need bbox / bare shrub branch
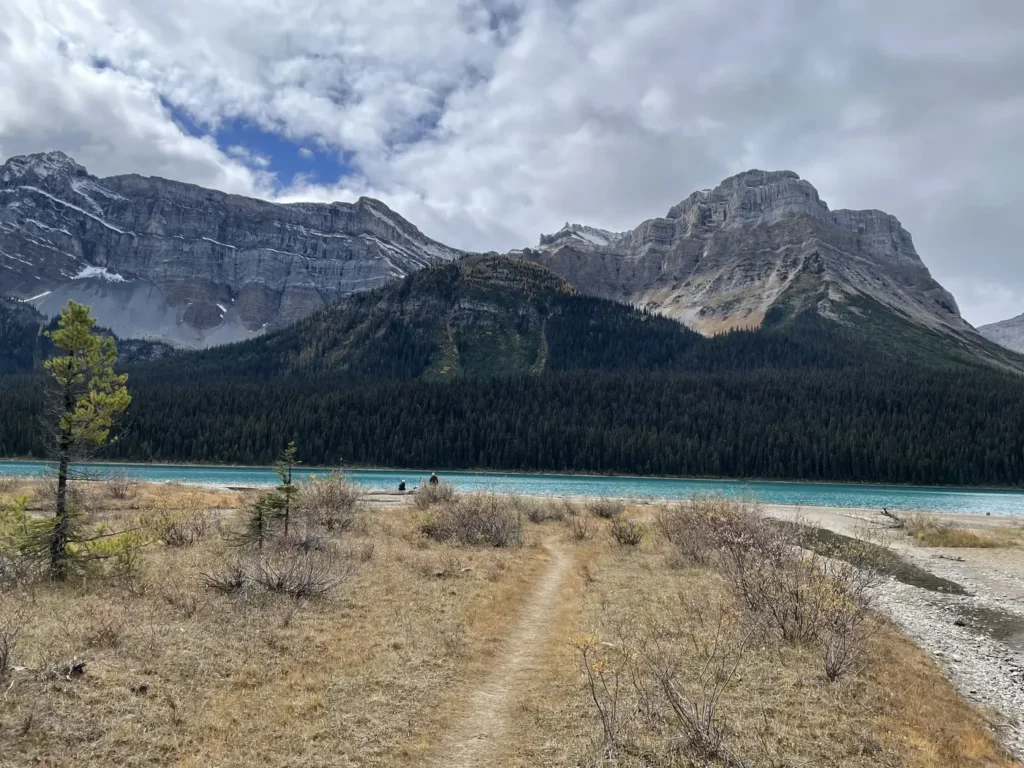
[102,474,137,500]
[202,547,356,599]
[568,514,596,541]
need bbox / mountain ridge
[0,151,1008,372]
[523,168,965,339]
[0,151,464,347]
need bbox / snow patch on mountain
[73,265,128,282]
[538,222,630,251]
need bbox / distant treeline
[3,368,1023,487]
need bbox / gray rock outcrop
[979,314,1024,354]
[522,169,967,336]
[0,151,464,347]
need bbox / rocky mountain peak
[538,221,629,250]
[0,151,464,348]
[2,151,88,183]
[520,169,967,338]
[666,169,829,231]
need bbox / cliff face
[979,314,1024,354]
[0,151,464,347]
[521,170,965,336]
[0,153,986,359]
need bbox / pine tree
[42,301,131,580]
[240,492,282,550]
[275,442,299,539]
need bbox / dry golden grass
[562,545,1014,766]
[0,486,1019,767]
[3,476,244,517]
[905,513,1023,549]
[499,507,1018,768]
[0,481,547,767]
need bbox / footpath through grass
[0,483,1017,767]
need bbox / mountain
[0,295,172,376]
[5,256,1024,486]
[979,313,1024,354]
[0,296,46,375]
[0,151,464,348]
[517,170,1005,361]
[131,256,859,385]
[2,152,1018,372]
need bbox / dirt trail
[432,536,573,768]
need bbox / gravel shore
[765,504,1024,761]
[876,580,1024,760]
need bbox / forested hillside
[3,258,1023,486]
[104,257,907,383]
[0,297,46,375]
[0,296,172,375]
[3,367,1023,486]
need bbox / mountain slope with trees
[3,257,1024,486]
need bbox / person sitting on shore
[398,479,406,492]
[429,472,439,487]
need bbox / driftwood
[880,507,905,529]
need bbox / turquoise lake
[2,460,1023,516]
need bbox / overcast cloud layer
[1,0,1022,325]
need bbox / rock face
[0,151,464,347]
[979,314,1024,354]
[0,155,988,354]
[521,170,968,336]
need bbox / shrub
[525,499,565,524]
[202,547,354,599]
[152,507,210,547]
[587,497,625,519]
[608,516,645,547]
[203,557,249,594]
[413,480,457,510]
[299,472,362,532]
[421,494,523,548]
[574,598,750,763]
[0,476,17,495]
[558,498,582,518]
[251,549,353,598]
[103,474,138,500]
[654,496,743,565]
[704,502,883,666]
[821,587,881,682]
[567,514,596,541]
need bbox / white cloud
[298,147,314,160]
[1,0,1022,325]
[226,144,271,168]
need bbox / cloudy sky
[1,0,1022,325]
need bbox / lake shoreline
[2,457,1022,494]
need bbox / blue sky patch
[160,98,354,188]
